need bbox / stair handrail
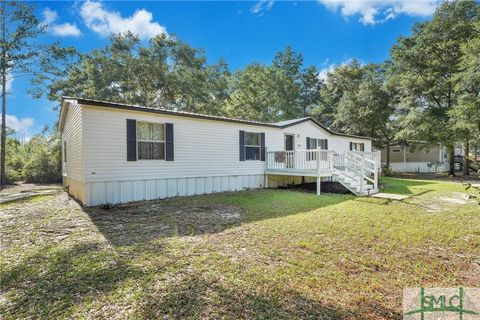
[359,157,364,194]
[334,151,379,195]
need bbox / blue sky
[7,0,438,139]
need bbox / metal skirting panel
[85,174,265,206]
[389,162,448,173]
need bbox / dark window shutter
[260,132,265,161]
[239,130,245,161]
[360,143,365,152]
[165,123,174,161]
[126,119,137,161]
[306,137,310,150]
[349,142,353,151]
[325,139,328,150]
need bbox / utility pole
[1,0,7,190]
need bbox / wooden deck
[265,149,381,196]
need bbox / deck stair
[331,151,378,196]
[265,149,380,196]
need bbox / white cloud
[318,64,335,81]
[80,1,166,39]
[6,115,34,133]
[51,23,82,37]
[251,0,275,16]
[318,0,438,25]
[43,8,57,25]
[318,59,357,81]
[42,8,82,37]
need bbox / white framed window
[245,132,261,160]
[307,138,328,150]
[350,142,365,151]
[137,122,165,160]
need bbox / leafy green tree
[227,47,322,121]
[22,132,61,183]
[313,60,364,127]
[389,0,480,175]
[333,63,392,138]
[4,126,61,184]
[272,47,323,118]
[299,65,323,116]
[0,0,74,188]
[50,32,230,116]
[312,60,395,157]
[225,64,283,121]
[452,22,480,173]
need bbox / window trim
[307,137,328,150]
[136,121,166,161]
[284,133,295,151]
[350,142,365,152]
[244,131,262,161]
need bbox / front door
[285,134,295,168]
[285,134,294,151]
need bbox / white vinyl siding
[62,103,84,182]
[280,121,372,153]
[82,106,283,183]
[82,105,372,183]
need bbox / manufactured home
[381,142,466,173]
[58,97,380,206]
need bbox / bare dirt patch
[84,199,244,246]
[420,192,479,212]
[0,183,62,204]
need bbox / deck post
[317,147,322,196]
[264,146,268,189]
[317,176,321,195]
[373,152,379,191]
[316,147,321,173]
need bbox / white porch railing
[346,151,381,173]
[266,149,332,174]
[333,152,379,193]
[266,149,380,195]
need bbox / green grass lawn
[0,177,479,319]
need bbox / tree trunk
[1,69,5,189]
[463,141,469,175]
[474,143,478,164]
[386,145,390,169]
[1,0,6,189]
[447,144,455,176]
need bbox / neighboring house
[381,142,465,173]
[59,97,380,206]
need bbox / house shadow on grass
[137,270,402,319]
[83,189,350,246]
[0,242,144,318]
[1,241,401,319]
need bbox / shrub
[3,129,62,184]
